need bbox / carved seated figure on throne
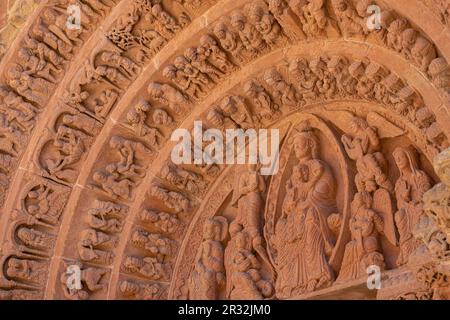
[341,116,392,193]
[273,125,337,298]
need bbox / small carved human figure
[273,124,336,298]
[199,34,237,74]
[92,170,134,200]
[5,257,46,284]
[263,68,302,109]
[331,0,364,37]
[130,230,176,262]
[336,192,387,282]
[213,22,248,63]
[126,101,163,148]
[188,216,228,300]
[25,184,67,225]
[184,47,223,83]
[248,4,285,47]
[230,11,267,56]
[86,200,125,233]
[151,185,192,213]
[393,147,432,266]
[139,209,183,234]
[225,229,274,299]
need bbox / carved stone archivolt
[1,0,450,300]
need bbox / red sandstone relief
[1,0,450,300]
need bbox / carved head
[433,147,450,186]
[203,216,228,241]
[401,29,418,48]
[249,5,264,23]
[123,256,141,273]
[93,171,108,184]
[332,0,348,12]
[148,82,164,98]
[351,191,373,212]
[388,19,409,35]
[243,80,260,97]
[428,58,450,78]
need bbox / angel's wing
[367,112,405,139]
[373,188,397,246]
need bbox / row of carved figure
[187,115,445,299]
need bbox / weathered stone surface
[1,0,450,300]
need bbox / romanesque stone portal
[1,0,450,300]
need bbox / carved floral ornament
[0,0,450,300]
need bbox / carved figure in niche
[310,57,336,99]
[24,183,67,225]
[393,147,432,266]
[336,192,387,282]
[386,19,409,53]
[77,237,114,265]
[273,124,336,298]
[213,22,247,64]
[5,257,46,284]
[297,0,330,38]
[244,79,280,121]
[219,95,253,129]
[6,64,51,106]
[151,3,184,35]
[230,11,267,56]
[80,228,118,248]
[423,148,450,242]
[225,229,273,299]
[188,216,228,300]
[184,47,223,83]
[231,164,267,250]
[153,108,173,126]
[86,200,125,233]
[17,48,61,83]
[151,185,192,213]
[120,280,165,300]
[326,55,356,97]
[16,226,55,251]
[331,0,364,37]
[139,209,183,234]
[123,256,171,280]
[263,68,302,109]
[248,4,285,47]
[31,22,73,59]
[341,116,392,193]
[199,35,237,75]
[130,230,176,261]
[176,56,213,95]
[148,82,189,114]
[95,64,131,89]
[126,101,163,148]
[60,262,108,300]
[23,36,65,71]
[0,153,15,175]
